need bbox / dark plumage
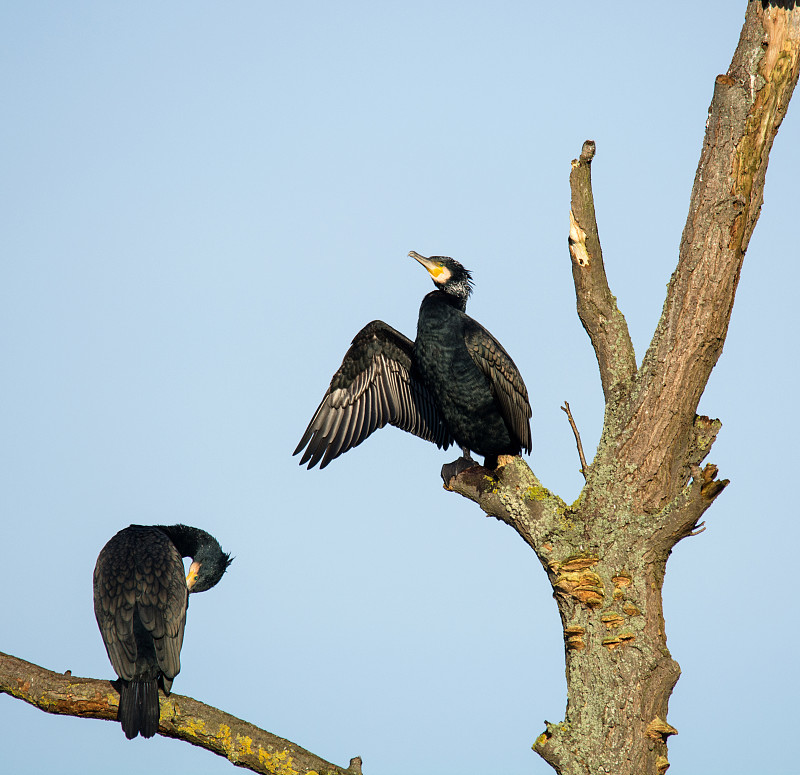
[294,251,531,472]
[93,524,232,739]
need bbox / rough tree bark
[449,3,800,774]
[0,652,362,775]
[1,3,798,774]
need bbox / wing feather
[463,320,532,454]
[324,402,353,465]
[294,320,452,468]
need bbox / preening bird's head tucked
[409,251,473,301]
[154,524,233,593]
[185,540,233,593]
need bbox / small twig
[561,402,587,479]
[688,521,707,537]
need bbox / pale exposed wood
[568,140,637,404]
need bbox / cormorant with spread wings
[294,251,531,475]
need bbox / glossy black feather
[463,318,532,454]
[294,254,531,468]
[294,320,453,468]
[118,678,159,740]
[414,288,531,461]
[93,524,231,739]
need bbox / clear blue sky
[2,2,797,774]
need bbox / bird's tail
[118,678,160,739]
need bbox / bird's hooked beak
[409,251,451,284]
[186,560,201,590]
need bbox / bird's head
[409,251,473,301]
[186,540,233,592]
[159,525,233,593]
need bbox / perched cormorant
[294,251,531,475]
[93,524,232,739]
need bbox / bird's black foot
[441,455,480,484]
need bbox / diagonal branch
[561,401,588,478]
[568,140,638,404]
[0,652,358,775]
[614,2,800,511]
[445,457,568,558]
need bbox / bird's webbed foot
[441,451,480,484]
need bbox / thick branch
[445,456,568,555]
[568,140,637,404]
[615,2,800,511]
[0,652,356,775]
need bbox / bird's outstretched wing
[93,526,188,685]
[463,319,532,454]
[294,320,452,468]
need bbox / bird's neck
[156,525,202,558]
[424,288,468,313]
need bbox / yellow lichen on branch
[0,652,354,775]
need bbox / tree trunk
[447,3,800,774]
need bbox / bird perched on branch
[294,251,531,477]
[93,524,232,739]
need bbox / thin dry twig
[561,401,587,478]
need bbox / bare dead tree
[448,3,800,773]
[1,3,798,774]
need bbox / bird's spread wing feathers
[463,320,532,454]
[294,320,452,468]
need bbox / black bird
[93,524,232,739]
[294,251,531,475]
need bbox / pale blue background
[2,2,797,774]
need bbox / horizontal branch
[0,652,358,775]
